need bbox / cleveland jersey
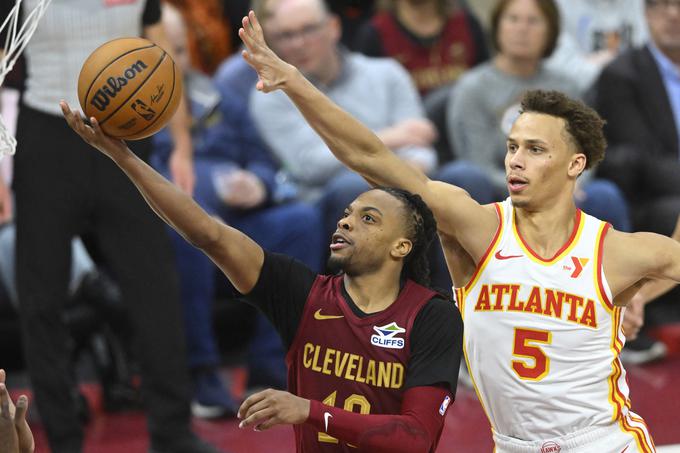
[455,199,654,449]
[287,275,437,452]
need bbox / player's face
[504,112,584,209]
[267,0,341,78]
[328,190,411,276]
[497,0,550,62]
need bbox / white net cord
[0,0,51,157]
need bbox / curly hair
[375,187,438,287]
[520,90,607,169]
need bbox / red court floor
[12,355,680,453]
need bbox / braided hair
[375,187,438,287]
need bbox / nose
[508,148,525,170]
[337,216,351,231]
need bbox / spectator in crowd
[0,0,221,451]
[155,3,324,417]
[591,0,680,363]
[164,0,232,75]
[250,0,492,250]
[447,0,631,232]
[546,0,649,92]
[354,0,489,97]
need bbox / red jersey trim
[463,203,503,292]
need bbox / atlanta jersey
[455,199,655,451]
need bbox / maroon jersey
[370,11,480,95]
[286,275,437,452]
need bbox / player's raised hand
[238,388,310,431]
[239,11,295,93]
[60,101,128,159]
[0,369,34,453]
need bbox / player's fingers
[255,416,284,431]
[239,27,255,56]
[14,395,27,425]
[238,390,269,419]
[0,384,10,417]
[249,11,264,39]
[239,406,275,429]
[0,369,5,385]
[239,394,274,421]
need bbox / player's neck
[343,271,402,314]
[514,200,578,260]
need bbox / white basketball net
[0,0,51,158]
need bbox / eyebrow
[361,206,383,217]
[507,137,550,146]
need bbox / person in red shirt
[355,0,489,97]
[60,109,464,452]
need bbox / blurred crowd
[0,0,678,450]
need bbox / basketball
[77,37,182,140]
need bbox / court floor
[12,353,680,453]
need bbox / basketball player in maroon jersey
[60,104,464,452]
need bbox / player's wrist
[305,399,326,429]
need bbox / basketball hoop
[0,0,51,158]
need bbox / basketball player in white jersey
[235,11,680,452]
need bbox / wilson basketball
[77,37,182,140]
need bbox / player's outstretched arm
[605,227,680,304]
[238,12,424,193]
[237,386,450,453]
[61,102,264,294]
[238,12,497,253]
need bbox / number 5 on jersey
[511,328,552,380]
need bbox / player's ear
[391,238,412,260]
[568,152,586,178]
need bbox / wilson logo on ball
[90,60,149,112]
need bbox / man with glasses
[249,0,440,246]
[591,0,680,363]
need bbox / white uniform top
[456,198,632,440]
[21,0,146,116]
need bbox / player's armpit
[426,181,500,263]
[306,385,451,453]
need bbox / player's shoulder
[417,295,463,331]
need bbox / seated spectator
[155,4,323,418]
[250,0,492,248]
[447,0,631,232]
[354,0,489,97]
[591,0,680,363]
[545,0,649,92]
[164,0,232,75]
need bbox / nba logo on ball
[541,441,561,453]
[78,37,183,140]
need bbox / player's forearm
[639,278,678,304]
[281,69,428,189]
[306,386,449,453]
[111,149,219,248]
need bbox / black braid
[375,187,438,287]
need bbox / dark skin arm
[60,102,264,294]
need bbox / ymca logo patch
[562,256,589,278]
[540,441,561,453]
[371,322,406,349]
